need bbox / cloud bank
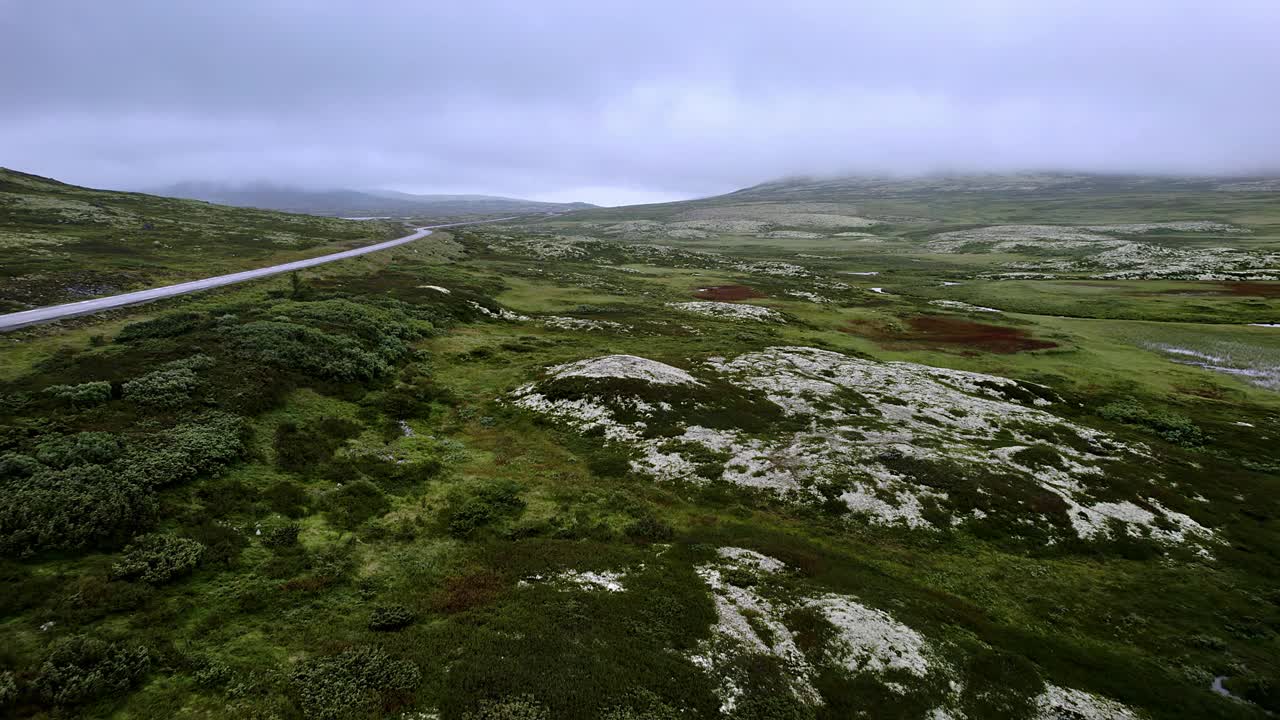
[2,0,1277,204]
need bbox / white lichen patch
[806,594,933,677]
[926,223,1277,280]
[508,347,1213,548]
[691,550,819,712]
[731,261,812,277]
[1034,684,1144,720]
[785,290,832,303]
[523,569,627,593]
[666,301,785,322]
[541,315,630,333]
[545,354,702,386]
[467,301,529,321]
[930,300,1001,313]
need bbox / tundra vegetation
[1,173,1278,719]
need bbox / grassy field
[1,175,1278,719]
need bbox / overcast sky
[2,1,1278,206]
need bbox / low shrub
[623,515,675,543]
[261,522,301,548]
[325,480,391,530]
[368,603,414,631]
[34,635,150,707]
[221,321,392,382]
[463,696,550,720]
[42,381,112,408]
[110,533,205,584]
[443,479,526,538]
[34,431,121,468]
[122,367,201,408]
[264,480,309,518]
[115,311,206,342]
[1098,397,1206,447]
[0,465,156,557]
[290,646,420,720]
[122,412,245,487]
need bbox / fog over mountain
[2,0,1278,205]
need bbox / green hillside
[0,168,405,310]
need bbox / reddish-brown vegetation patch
[1220,282,1280,297]
[693,284,766,301]
[841,315,1057,354]
[432,569,505,613]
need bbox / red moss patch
[1220,282,1280,297]
[432,569,504,613]
[693,284,766,301]
[841,315,1057,355]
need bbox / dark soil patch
[841,315,1057,354]
[693,284,766,301]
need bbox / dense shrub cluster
[110,533,205,584]
[34,431,121,468]
[122,366,201,408]
[42,381,112,408]
[261,521,301,548]
[368,603,414,631]
[290,646,419,720]
[1098,397,1206,447]
[34,635,150,707]
[115,312,206,342]
[443,479,526,538]
[462,696,551,720]
[324,480,391,530]
[121,412,245,487]
[0,464,157,557]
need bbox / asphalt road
[0,218,511,332]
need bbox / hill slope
[153,181,595,217]
[0,168,406,310]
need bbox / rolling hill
[0,168,406,310]
[152,181,596,218]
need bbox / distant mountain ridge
[150,181,596,217]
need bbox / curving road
[0,218,513,332]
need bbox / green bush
[115,312,206,342]
[290,646,420,720]
[122,367,201,407]
[624,515,675,543]
[0,671,15,709]
[34,635,150,707]
[261,522,301,548]
[221,321,392,382]
[0,465,156,557]
[122,412,245,487]
[368,604,414,631]
[1098,397,1206,447]
[443,479,526,538]
[110,533,205,584]
[42,381,112,408]
[325,480,391,530]
[264,480,309,518]
[34,431,121,468]
[463,696,551,720]
[0,452,40,480]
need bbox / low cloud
[2,0,1277,205]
